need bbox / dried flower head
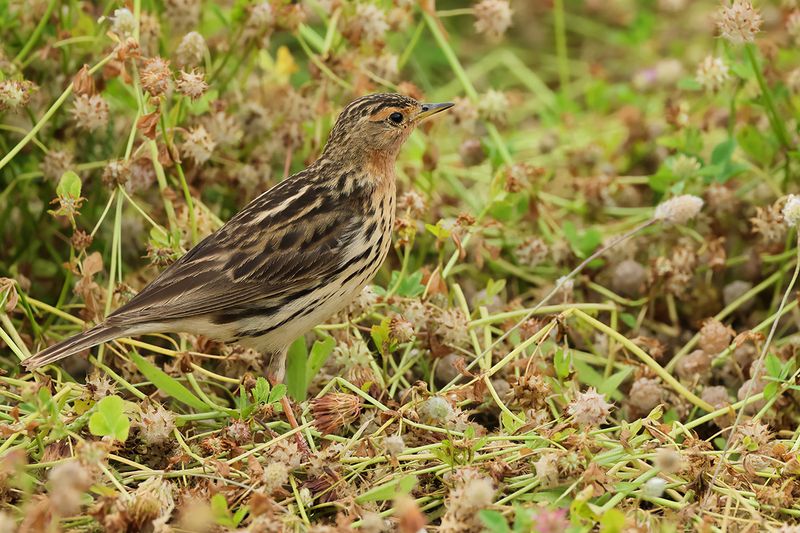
[71,94,109,131]
[0,79,35,111]
[137,402,176,446]
[534,453,560,488]
[175,31,207,68]
[85,371,116,399]
[48,460,92,515]
[41,149,74,181]
[176,69,208,100]
[567,388,613,426]
[516,237,549,267]
[202,109,242,147]
[246,1,275,45]
[699,318,735,354]
[165,0,201,31]
[474,0,513,40]
[654,447,686,473]
[478,89,509,124]
[675,349,712,382]
[611,259,646,298]
[788,67,800,93]
[450,96,479,130]
[695,55,730,92]
[459,138,487,166]
[398,190,426,216]
[436,308,470,346]
[123,476,174,529]
[716,0,762,44]
[628,377,665,415]
[139,12,161,55]
[110,8,137,37]
[71,229,93,251]
[311,393,363,434]
[347,4,389,44]
[226,418,253,444]
[653,194,703,224]
[181,125,215,164]
[140,57,172,96]
[384,435,406,455]
[389,315,415,342]
[751,202,787,246]
[102,159,131,189]
[418,396,454,423]
[782,194,800,227]
[669,154,701,181]
[440,470,495,531]
[262,462,289,494]
[361,53,399,80]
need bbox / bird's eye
[389,112,404,124]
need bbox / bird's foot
[268,372,312,458]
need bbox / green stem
[745,43,790,149]
[13,0,58,64]
[553,0,569,92]
[574,308,714,412]
[0,52,115,173]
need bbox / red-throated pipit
[23,93,452,434]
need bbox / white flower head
[782,194,800,227]
[654,195,704,224]
[642,476,668,498]
[110,8,137,37]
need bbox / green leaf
[764,381,779,401]
[371,318,391,355]
[765,353,782,378]
[677,77,702,91]
[620,313,637,329]
[501,410,525,433]
[395,271,425,297]
[738,124,776,166]
[252,377,271,404]
[356,475,417,503]
[268,383,287,403]
[211,493,235,528]
[596,367,634,400]
[479,510,511,533]
[512,505,533,533]
[710,138,736,166]
[562,221,602,258]
[130,352,207,410]
[232,505,249,526]
[485,278,506,298]
[286,337,308,401]
[56,170,81,198]
[599,508,626,533]
[306,335,336,389]
[425,222,451,240]
[88,396,130,442]
[553,348,571,380]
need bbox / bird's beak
[416,102,454,122]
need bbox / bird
[23,93,453,381]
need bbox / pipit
[24,93,452,434]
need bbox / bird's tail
[23,323,124,371]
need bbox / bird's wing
[107,172,368,327]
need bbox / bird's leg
[266,368,311,458]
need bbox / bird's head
[323,93,453,166]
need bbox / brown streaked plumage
[24,93,453,382]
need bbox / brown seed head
[140,57,172,96]
[311,393,362,434]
